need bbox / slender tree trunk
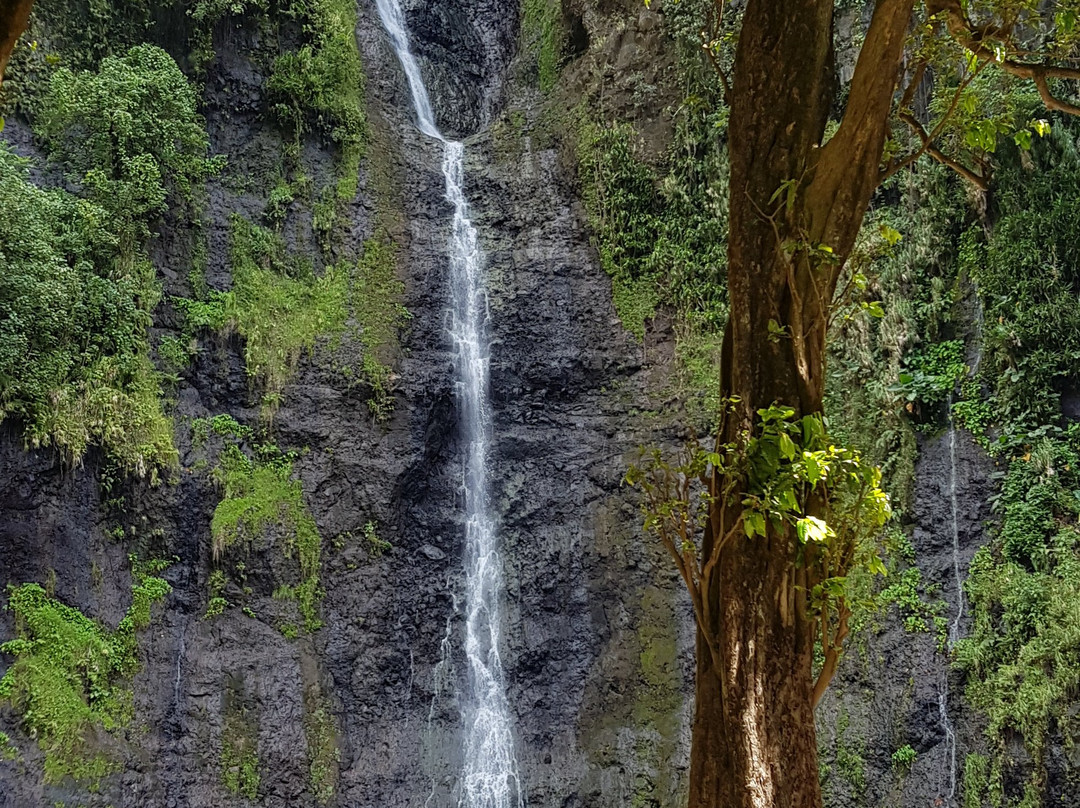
[688,1,914,806]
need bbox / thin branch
[936,0,1080,116]
[700,0,733,104]
[898,108,990,189]
[880,57,988,184]
[812,606,849,707]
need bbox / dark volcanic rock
[0,1,693,806]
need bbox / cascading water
[373,2,523,806]
[938,393,966,807]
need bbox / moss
[834,706,867,798]
[303,699,340,803]
[521,0,564,93]
[963,753,990,808]
[227,214,349,413]
[630,586,684,804]
[574,107,729,419]
[352,236,410,419]
[221,693,260,799]
[0,731,18,761]
[0,560,171,784]
[211,443,325,632]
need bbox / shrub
[0,146,174,475]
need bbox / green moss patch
[0,561,171,784]
[221,691,260,799]
[227,214,349,411]
[211,442,324,633]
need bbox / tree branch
[897,108,990,189]
[808,0,915,259]
[934,0,1080,116]
[880,57,988,184]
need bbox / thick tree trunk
[687,1,915,807]
[0,0,33,81]
[690,537,821,808]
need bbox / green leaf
[802,451,824,484]
[800,415,824,446]
[861,300,885,318]
[866,553,888,577]
[878,224,902,246]
[779,431,797,461]
[795,515,833,545]
[744,511,766,539]
[777,487,799,513]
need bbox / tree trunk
[0,0,33,81]
[688,1,915,806]
[690,537,821,808]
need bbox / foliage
[627,403,890,690]
[521,0,563,93]
[267,0,367,201]
[0,0,152,115]
[205,569,229,619]
[0,43,222,476]
[363,520,390,557]
[0,145,174,476]
[158,334,194,372]
[833,707,867,795]
[576,98,729,418]
[187,0,269,72]
[879,565,947,641]
[577,110,729,341]
[965,128,1080,431]
[40,45,223,250]
[227,215,348,410]
[174,292,233,335]
[826,160,965,512]
[894,339,967,409]
[891,743,916,773]
[211,441,324,632]
[0,560,171,784]
[304,701,339,803]
[964,752,992,808]
[0,731,17,761]
[954,437,1080,803]
[221,696,260,799]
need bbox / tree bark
[0,0,33,81]
[688,1,914,807]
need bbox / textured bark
[688,1,915,807]
[0,0,33,81]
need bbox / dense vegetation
[3,0,1080,804]
[0,43,219,476]
[0,560,171,783]
[546,1,1080,804]
[0,0,385,796]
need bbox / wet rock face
[0,1,693,806]
[817,428,996,808]
[402,0,518,137]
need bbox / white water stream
[939,394,966,807]
[373,2,523,806]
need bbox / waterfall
[938,394,964,807]
[946,401,964,648]
[373,2,523,806]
